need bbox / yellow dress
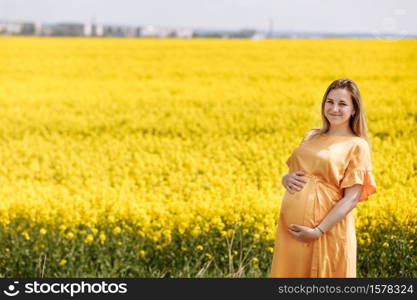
[269,132,377,278]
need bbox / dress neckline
[322,132,358,138]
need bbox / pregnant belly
[279,184,314,228]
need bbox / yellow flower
[113,226,122,235]
[65,232,74,240]
[204,253,212,259]
[84,234,94,244]
[252,257,259,264]
[60,259,67,265]
[267,247,274,253]
[196,245,203,251]
[22,231,30,240]
[139,250,146,258]
[117,241,122,246]
[181,247,188,252]
[191,226,201,237]
[39,228,47,235]
[233,250,238,255]
[99,232,106,244]
[382,242,389,248]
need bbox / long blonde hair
[305,78,372,147]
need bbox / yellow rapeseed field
[0,37,416,277]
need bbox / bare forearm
[317,197,357,233]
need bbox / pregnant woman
[269,78,377,278]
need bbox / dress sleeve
[340,140,377,202]
[285,129,317,169]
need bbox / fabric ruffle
[340,168,377,202]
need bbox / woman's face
[324,88,355,126]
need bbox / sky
[0,0,416,34]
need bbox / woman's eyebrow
[327,97,347,103]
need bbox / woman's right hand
[282,171,308,194]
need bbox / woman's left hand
[287,224,322,243]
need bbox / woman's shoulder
[301,128,323,143]
[351,136,371,150]
[343,137,372,159]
